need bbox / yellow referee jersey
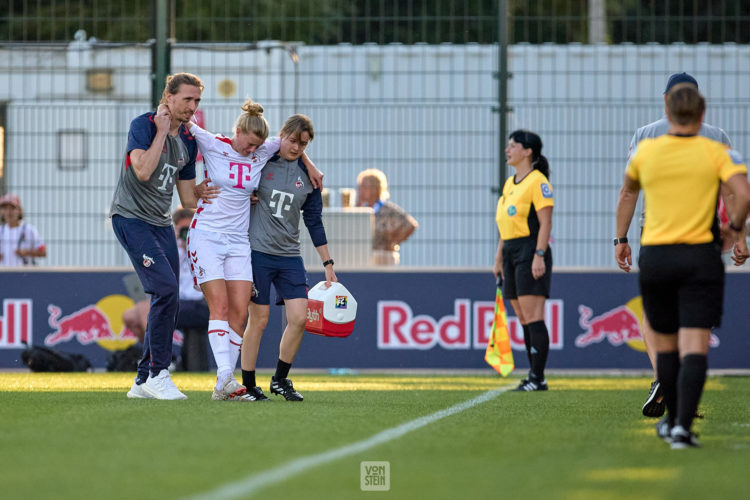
[496,169,554,240]
[626,135,748,245]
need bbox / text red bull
[0,299,32,349]
[377,299,563,350]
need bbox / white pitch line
[183,384,513,500]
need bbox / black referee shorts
[638,243,724,333]
[502,237,552,300]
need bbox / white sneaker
[127,380,154,399]
[211,377,248,401]
[142,369,188,400]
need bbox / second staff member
[242,114,337,401]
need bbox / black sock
[274,359,292,380]
[527,320,549,381]
[242,370,256,388]
[656,351,680,427]
[521,323,533,371]
[677,354,707,431]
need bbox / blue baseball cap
[664,72,698,94]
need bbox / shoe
[211,377,248,401]
[642,380,665,418]
[142,369,188,400]
[655,417,672,443]
[245,386,270,401]
[670,425,700,449]
[513,378,548,392]
[127,381,154,399]
[270,377,304,401]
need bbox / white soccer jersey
[189,124,279,234]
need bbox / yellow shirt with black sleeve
[496,169,554,241]
[626,135,748,245]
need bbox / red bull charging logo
[575,296,719,350]
[45,295,139,351]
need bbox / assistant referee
[616,84,750,449]
[494,129,554,392]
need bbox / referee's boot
[513,377,548,392]
[642,380,665,418]
[270,377,304,401]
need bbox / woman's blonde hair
[235,99,269,140]
[159,72,204,105]
[356,168,390,200]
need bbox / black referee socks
[527,320,550,381]
[677,354,707,431]
[521,323,533,367]
[656,351,680,427]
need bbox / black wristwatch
[613,237,628,246]
[535,249,545,257]
[322,259,334,267]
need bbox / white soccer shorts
[186,228,253,285]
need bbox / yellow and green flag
[485,280,514,376]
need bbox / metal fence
[1,1,749,269]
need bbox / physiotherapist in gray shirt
[241,114,337,402]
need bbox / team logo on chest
[507,205,517,216]
[295,176,305,189]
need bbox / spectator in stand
[0,193,46,267]
[355,168,418,265]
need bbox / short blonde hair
[356,168,390,201]
[234,98,269,140]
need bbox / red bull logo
[0,299,32,349]
[45,295,140,351]
[45,294,184,351]
[576,297,719,350]
[378,299,563,350]
[576,304,643,348]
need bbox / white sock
[207,320,232,388]
[228,328,243,373]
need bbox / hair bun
[242,99,264,116]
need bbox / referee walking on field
[616,84,750,448]
[616,72,748,418]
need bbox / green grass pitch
[1,372,748,499]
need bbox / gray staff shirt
[628,117,731,161]
[249,155,326,256]
[110,113,197,227]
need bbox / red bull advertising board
[0,269,748,369]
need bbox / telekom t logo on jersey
[229,163,252,189]
[157,163,178,191]
[269,189,294,218]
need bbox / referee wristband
[729,221,744,232]
[613,237,628,246]
[322,259,334,267]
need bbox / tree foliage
[1,0,747,44]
